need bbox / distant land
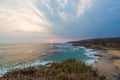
[1,37,120,80]
[68,37,120,50]
[69,37,120,80]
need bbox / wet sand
[93,50,120,80]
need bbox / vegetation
[69,37,120,50]
[0,59,106,80]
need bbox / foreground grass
[0,59,106,80]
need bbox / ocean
[0,43,99,76]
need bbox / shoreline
[93,49,120,80]
[0,44,120,80]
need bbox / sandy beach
[93,50,120,80]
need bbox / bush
[0,59,107,80]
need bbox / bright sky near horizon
[0,0,120,43]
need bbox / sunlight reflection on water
[0,43,99,76]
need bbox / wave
[84,48,100,65]
[0,60,53,77]
[0,44,100,77]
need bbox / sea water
[0,43,99,76]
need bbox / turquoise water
[0,43,99,76]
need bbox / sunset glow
[49,39,54,43]
[0,0,120,43]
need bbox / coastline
[0,42,120,80]
[93,49,120,80]
[70,37,120,80]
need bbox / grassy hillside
[0,59,106,80]
[69,37,120,50]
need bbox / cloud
[0,0,52,34]
[1,0,119,43]
[41,0,95,20]
[0,0,96,42]
[77,0,94,17]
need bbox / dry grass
[106,50,120,57]
[0,59,107,80]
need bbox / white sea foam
[84,48,99,65]
[85,49,99,58]
[0,44,100,77]
[85,59,98,65]
[0,60,53,77]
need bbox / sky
[0,0,120,43]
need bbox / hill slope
[69,37,120,50]
[0,59,106,80]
